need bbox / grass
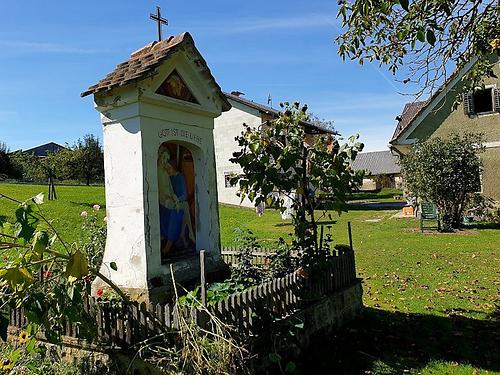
[1,183,499,374]
[350,187,403,201]
[0,183,106,251]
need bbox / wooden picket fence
[220,247,277,265]
[9,248,357,348]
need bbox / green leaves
[0,267,33,291]
[110,261,118,271]
[65,250,89,282]
[14,204,39,243]
[416,29,426,43]
[31,231,49,260]
[426,29,436,46]
[400,132,484,229]
[268,352,282,363]
[336,0,498,100]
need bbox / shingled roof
[352,150,400,176]
[81,32,230,111]
[390,100,429,142]
[22,142,66,157]
[224,92,334,135]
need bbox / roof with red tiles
[390,100,430,142]
[81,32,231,111]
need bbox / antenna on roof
[267,93,272,107]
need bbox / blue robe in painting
[159,173,187,242]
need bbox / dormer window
[464,86,500,116]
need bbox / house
[214,92,332,207]
[21,142,66,157]
[390,58,500,201]
[351,150,401,191]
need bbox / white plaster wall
[213,101,262,208]
[99,115,148,290]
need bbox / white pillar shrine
[82,33,231,302]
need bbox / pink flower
[80,211,88,218]
[42,271,53,279]
[92,204,101,212]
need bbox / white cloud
[311,93,408,114]
[0,40,103,54]
[228,13,338,33]
[190,13,338,35]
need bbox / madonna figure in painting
[158,144,196,261]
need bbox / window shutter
[494,88,500,112]
[463,91,474,116]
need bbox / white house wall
[214,101,262,208]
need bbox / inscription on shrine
[158,128,203,145]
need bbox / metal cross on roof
[150,6,168,41]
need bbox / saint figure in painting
[158,144,196,260]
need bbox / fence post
[348,221,353,251]
[200,250,207,307]
[319,225,324,250]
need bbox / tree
[9,151,42,181]
[230,102,364,254]
[0,142,20,179]
[337,0,500,99]
[71,134,104,186]
[399,132,484,230]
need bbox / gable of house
[391,59,500,149]
[23,142,66,157]
[390,59,500,201]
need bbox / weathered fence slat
[8,246,357,347]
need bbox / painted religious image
[155,70,199,104]
[158,143,196,261]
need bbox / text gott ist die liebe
[158,128,203,145]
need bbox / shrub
[400,132,484,230]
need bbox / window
[464,86,500,116]
[224,172,237,188]
[473,88,493,114]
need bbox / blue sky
[0,1,412,152]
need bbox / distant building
[352,150,402,191]
[214,92,333,207]
[22,142,66,157]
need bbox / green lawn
[0,183,106,251]
[1,183,499,374]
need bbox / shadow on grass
[69,202,107,210]
[273,220,338,228]
[350,192,403,201]
[301,307,499,374]
[467,222,500,230]
[348,201,407,211]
